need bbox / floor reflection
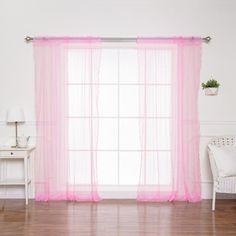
[0,200,236,235]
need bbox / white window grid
[67,48,171,186]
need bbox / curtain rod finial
[25,36,33,42]
[204,36,212,43]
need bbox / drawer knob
[10,152,13,155]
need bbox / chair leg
[212,186,216,211]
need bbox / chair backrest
[208,136,236,181]
[209,136,236,147]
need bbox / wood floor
[0,200,236,236]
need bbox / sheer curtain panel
[137,38,202,202]
[34,38,101,201]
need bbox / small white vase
[17,136,30,148]
[204,87,218,96]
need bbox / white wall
[0,0,236,199]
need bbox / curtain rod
[24,36,212,43]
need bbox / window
[68,48,171,197]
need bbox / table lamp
[6,108,25,148]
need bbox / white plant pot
[204,87,218,96]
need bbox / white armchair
[208,136,236,211]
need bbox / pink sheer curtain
[137,38,202,202]
[34,37,101,201]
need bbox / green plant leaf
[201,79,220,89]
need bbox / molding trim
[0,121,36,126]
[200,121,236,125]
[1,120,236,126]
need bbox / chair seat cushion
[208,145,236,177]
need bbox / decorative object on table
[17,135,30,148]
[201,78,220,96]
[6,108,25,148]
[208,136,236,211]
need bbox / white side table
[0,147,35,205]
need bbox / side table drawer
[0,151,25,157]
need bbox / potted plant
[202,79,220,96]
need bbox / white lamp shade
[6,108,25,123]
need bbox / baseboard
[1,182,235,200]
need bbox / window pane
[68,49,100,84]
[119,152,141,185]
[139,49,171,84]
[120,85,139,117]
[158,151,171,185]
[147,86,171,117]
[68,85,97,117]
[120,119,140,150]
[119,49,139,84]
[68,50,86,84]
[154,50,171,84]
[145,119,170,150]
[98,85,118,117]
[69,118,98,150]
[100,49,118,84]
[155,86,171,117]
[97,118,118,150]
[97,151,118,185]
[143,151,171,185]
[139,85,171,117]
[69,151,92,184]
